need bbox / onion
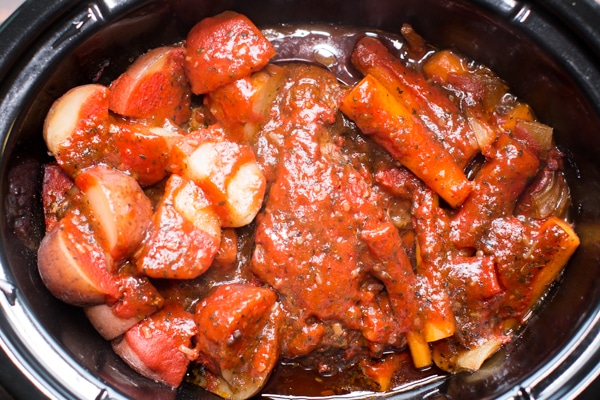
[524,169,570,219]
[516,119,554,155]
[468,117,498,154]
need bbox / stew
[36,11,579,399]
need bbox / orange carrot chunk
[341,74,471,208]
[351,37,478,166]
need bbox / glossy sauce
[193,24,446,394]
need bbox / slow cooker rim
[0,0,600,399]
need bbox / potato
[75,165,153,263]
[37,211,118,307]
[109,46,191,125]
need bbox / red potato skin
[37,209,118,307]
[114,303,197,387]
[109,46,192,125]
[134,174,220,279]
[184,11,276,94]
[75,165,153,263]
[85,303,142,341]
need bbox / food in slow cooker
[37,10,580,399]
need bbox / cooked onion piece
[109,46,191,125]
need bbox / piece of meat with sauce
[251,64,418,371]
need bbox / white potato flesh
[186,142,221,183]
[185,142,266,227]
[75,165,153,263]
[226,161,266,227]
[172,177,221,239]
[43,84,109,156]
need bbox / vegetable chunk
[43,84,111,177]
[37,209,118,307]
[109,46,191,125]
[194,284,281,400]
[184,11,276,94]
[113,303,198,387]
[134,174,221,279]
[340,74,471,207]
[75,165,153,263]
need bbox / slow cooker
[1,0,600,399]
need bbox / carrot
[451,133,540,248]
[422,50,469,84]
[341,73,471,208]
[351,37,478,166]
[406,331,432,369]
[412,187,456,343]
[528,217,580,307]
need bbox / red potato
[75,165,153,264]
[37,209,118,307]
[170,127,266,227]
[43,84,111,177]
[109,46,192,125]
[184,11,276,94]
[85,267,164,340]
[113,303,198,388]
[205,64,288,143]
[195,284,281,400]
[134,174,221,279]
[85,303,143,340]
[109,119,183,186]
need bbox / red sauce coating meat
[252,64,416,364]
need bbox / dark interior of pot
[2,0,600,399]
